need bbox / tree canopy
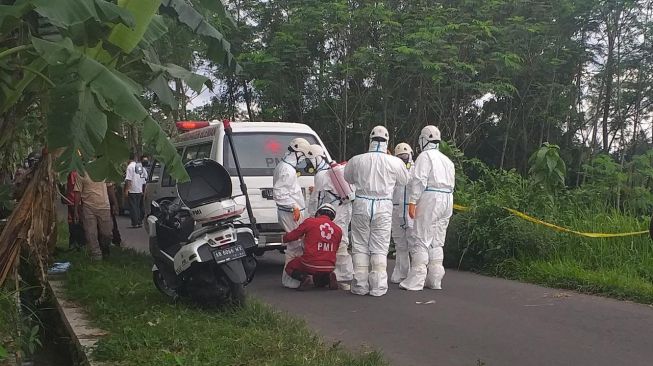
[194,0,652,183]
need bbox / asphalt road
[112,212,653,366]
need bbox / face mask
[303,160,316,174]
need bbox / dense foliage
[187,1,652,301]
[0,0,241,181]
[443,145,653,302]
[190,0,652,172]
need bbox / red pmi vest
[283,215,342,267]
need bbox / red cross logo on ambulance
[319,223,334,240]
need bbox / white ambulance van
[144,121,331,253]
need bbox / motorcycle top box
[177,159,244,223]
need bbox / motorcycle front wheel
[229,281,246,307]
[153,269,178,300]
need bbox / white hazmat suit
[274,139,310,288]
[344,127,410,296]
[400,126,455,291]
[307,145,354,289]
[390,143,414,284]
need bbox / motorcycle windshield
[177,159,233,209]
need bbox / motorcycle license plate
[212,244,246,264]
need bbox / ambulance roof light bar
[175,120,211,132]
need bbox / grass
[0,286,15,362]
[516,260,653,304]
[55,246,385,366]
[446,206,653,304]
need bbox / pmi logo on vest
[319,223,334,240]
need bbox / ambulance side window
[195,143,212,159]
[182,143,212,163]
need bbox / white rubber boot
[425,247,445,290]
[334,243,354,282]
[351,253,370,295]
[399,250,428,291]
[282,248,301,289]
[390,249,410,284]
[282,270,301,289]
[369,254,389,296]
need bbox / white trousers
[390,211,411,283]
[400,193,452,291]
[350,197,393,296]
[279,209,305,288]
[333,203,354,282]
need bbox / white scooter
[147,121,260,307]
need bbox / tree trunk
[242,79,255,122]
[228,77,236,120]
[0,149,58,293]
[499,100,513,170]
[174,78,186,121]
[601,9,620,152]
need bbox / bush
[444,204,555,275]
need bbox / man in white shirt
[124,153,148,228]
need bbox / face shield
[283,149,306,168]
[369,138,389,153]
[418,136,439,152]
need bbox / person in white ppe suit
[390,143,414,284]
[400,125,455,291]
[274,137,311,288]
[306,144,355,290]
[344,126,410,296]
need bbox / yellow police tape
[452,204,649,238]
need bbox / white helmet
[288,137,310,154]
[420,125,441,142]
[306,144,327,170]
[307,144,325,159]
[394,142,413,156]
[316,203,336,220]
[419,125,441,150]
[370,125,389,141]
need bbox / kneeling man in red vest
[283,203,342,290]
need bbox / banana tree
[0,0,241,287]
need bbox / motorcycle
[147,120,260,307]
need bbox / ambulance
[144,120,331,253]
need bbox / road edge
[48,277,112,366]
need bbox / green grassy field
[446,205,653,304]
[55,246,385,366]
